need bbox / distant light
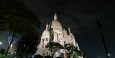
[97,57,102,58]
[0,42,2,45]
[11,44,13,47]
[32,55,34,58]
[108,53,111,56]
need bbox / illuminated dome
[42,24,50,36]
[42,29,50,36]
[51,13,62,29]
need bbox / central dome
[51,20,62,28]
[51,13,62,29]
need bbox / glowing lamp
[0,42,2,45]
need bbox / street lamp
[108,53,111,57]
[0,42,2,45]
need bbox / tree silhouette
[0,0,40,55]
[64,44,82,58]
[17,32,39,58]
[46,42,63,58]
[0,48,5,55]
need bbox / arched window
[42,38,44,42]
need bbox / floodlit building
[35,13,83,58]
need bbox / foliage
[0,0,40,55]
[45,42,63,57]
[0,55,12,58]
[72,47,82,56]
[0,0,40,33]
[0,48,5,55]
[17,32,39,57]
[64,44,82,57]
[65,44,74,52]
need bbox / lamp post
[96,19,109,58]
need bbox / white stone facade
[35,13,83,58]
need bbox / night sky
[0,0,115,58]
[24,0,115,58]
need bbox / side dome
[42,24,50,36]
[42,29,50,36]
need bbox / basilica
[35,13,83,58]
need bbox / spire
[46,23,49,29]
[68,27,71,33]
[54,12,57,20]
